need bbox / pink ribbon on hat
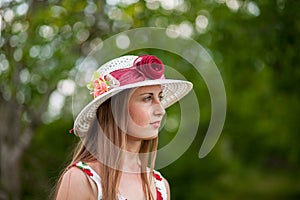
[109,55,165,86]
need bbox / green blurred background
[1,0,300,199]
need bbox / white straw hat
[74,55,193,136]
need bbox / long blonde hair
[55,89,158,200]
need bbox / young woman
[55,55,193,200]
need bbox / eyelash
[144,95,164,102]
[159,95,164,101]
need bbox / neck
[122,135,142,173]
[125,135,142,153]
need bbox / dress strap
[71,161,103,200]
[153,170,168,200]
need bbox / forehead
[132,85,162,95]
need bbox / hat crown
[96,55,138,77]
[88,55,165,98]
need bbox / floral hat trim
[86,55,165,98]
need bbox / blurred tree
[0,0,101,198]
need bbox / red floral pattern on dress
[153,171,165,200]
[156,190,163,200]
[82,168,93,176]
[71,162,94,177]
[153,172,163,181]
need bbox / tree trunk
[0,144,21,200]
[0,97,33,200]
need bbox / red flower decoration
[93,77,108,98]
[110,55,164,86]
[156,190,163,200]
[153,172,163,181]
[135,55,164,79]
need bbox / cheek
[129,105,149,126]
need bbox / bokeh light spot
[116,34,130,49]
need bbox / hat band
[87,55,165,98]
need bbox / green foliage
[22,118,77,200]
[1,0,300,199]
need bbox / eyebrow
[139,91,163,96]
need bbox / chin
[141,129,158,140]
[126,132,158,141]
[143,135,158,140]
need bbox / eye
[143,95,152,102]
[159,94,164,101]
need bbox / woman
[55,55,193,200]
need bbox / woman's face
[127,85,165,140]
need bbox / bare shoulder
[56,167,94,200]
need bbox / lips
[150,120,161,128]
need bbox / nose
[153,101,165,116]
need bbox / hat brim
[74,79,193,136]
